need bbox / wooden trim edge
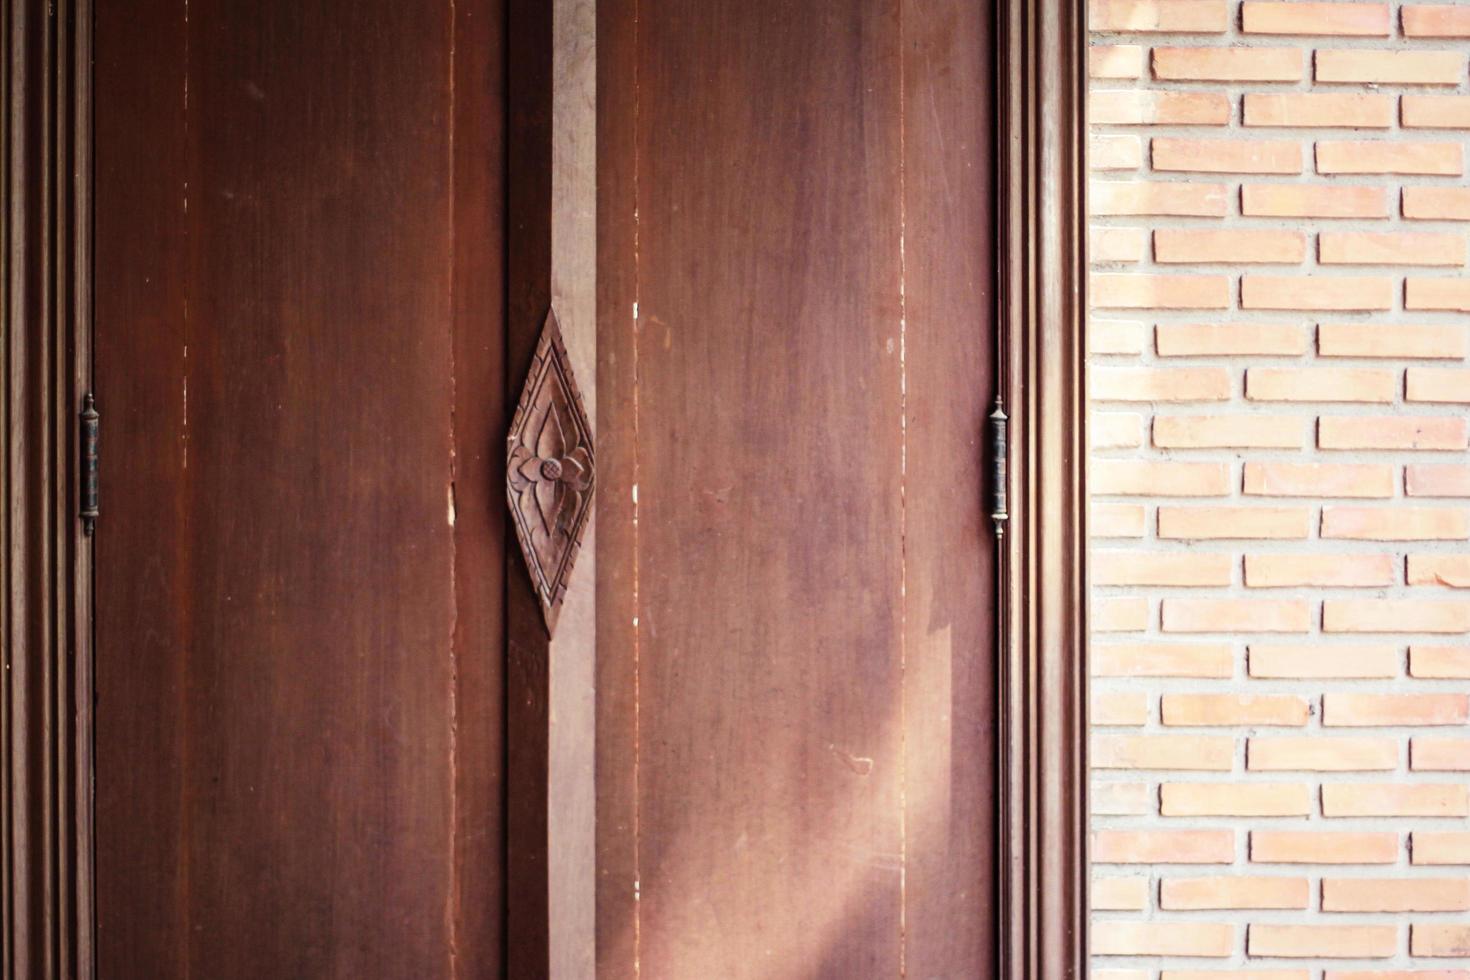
[3,0,96,976]
[996,0,1088,977]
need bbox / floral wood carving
[507,308,594,635]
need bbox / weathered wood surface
[596,1,997,974]
[93,1,505,975]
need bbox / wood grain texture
[505,0,555,972]
[596,0,998,974]
[997,0,1090,977]
[450,0,508,969]
[93,1,504,975]
[593,0,640,973]
[901,0,997,974]
[2,1,94,976]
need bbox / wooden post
[507,0,597,974]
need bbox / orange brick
[1093,643,1235,678]
[1327,970,1470,980]
[1243,1,1390,35]
[1094,551,1234,586]
[1096,596,1152,631]
[1319,232,1467,267]
[1403,94,1470,129]
[1248,736,1398,771]
[1411,645,1470,678]
[1089,0,1229,32]
[1091,180,1229,216]
[1092,734,1234,770]
[1091,273,1231,309]
[1251,830,1399,864]
[1412,737,1470,771]
[1093,691,1151,726]
[1409,554,1470,587]
[1245,553,1395,588]
[1162,875,1310,910]
[1248,924,1397,959]
[1317,140,1463,175]
[1092,503,1147,537]
[1407,278,1470,313]
[1154,46,1303,81]
[1323,783,1470,817]
[1409,465,1470,497]
[1404,186,1470,221]
[1324,877,1470,912]
[1091,44,1145,79]
[1408,368,1470,404]
[1319,323,1469,358]
[1092,133,1145,170]
[1155,228,1306,264]
[1166,972,1309,980]
[1091,226,1148,263]
[1095,972,1149,980]
[1245,461,1394,497]
[1159,506,1312,539]
[1243,183,1390,218]
[1248,644,1400,679]
[1153,137,1301,174]
[1319,415,1468,451]
[1242,275,1394,312]
[1162,782,1313,816]
[1246,368,1398,403]
[1412,924,1470,957]
[1404,3,1470,37]
[1157,323,1309,357]
[1325,598,1470,631]
[1163,693,1309,727]
[1092,89,1231,125]
[1316,49,1465,86]
[1093,781,1152,815]
[1090,318,1149,354]
[1093,921,1235,958]
[1091,366,1232,401]
[1412,830,1470,865]
[1094,460,1231,496]
[1092,412,1144,449]
[1093,829,1236,864]
[1244,92,1394,129]
[1322,509,1470,541]
[1163,597,1312,633]
[1154,414,1308,449]
[1092,875,1150,911]
[1323,692,1470,726]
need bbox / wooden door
[91,0,505,976]
[594,0,998,976]
[87,0,996,976]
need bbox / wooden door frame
[3,0,1085,975]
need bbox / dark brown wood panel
[93,1,504,975]
[593,0,641,973]
[595,0,1004,973]
[597,1,999,974]
[901,0,997,974]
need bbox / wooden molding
[996,0,1089,977]
[3,0,96,975]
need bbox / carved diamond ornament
[507,308,594,635]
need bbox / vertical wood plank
[626,0,910,973]
[93,1,505,975]
[900,0,997,973]
[593,0,640,972]
[2,0,93,975]
[450,0,509,969]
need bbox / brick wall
[1087,1,1470,975]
